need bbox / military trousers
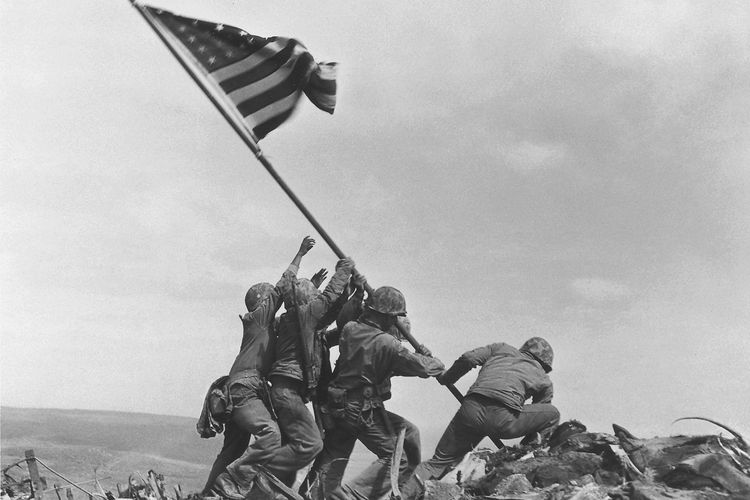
[203,373,281,495]
[306,404,421,500]
[266,376,324,487]
[408,394,559,487]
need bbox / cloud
[567,1,749,62]
[499,140,569,173]
[570,277,632,302]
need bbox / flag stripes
[219,39,303,93]
[233,51,315,117]
[143,5,336,140]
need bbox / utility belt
[323,383,388,429]
[209,370,277,421]
[327,384,386,406]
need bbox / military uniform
[308,319,444,499]
[405,341,560,492]
[265,261,355,486]
[203,265,297,496]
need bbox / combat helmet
[366,286,407,316]
[520,337,553,373]
[245,282,274,312]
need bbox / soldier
[205,236,317,499]
[264,254,357,486]
[307,286,445,499]
[403,337,560,498]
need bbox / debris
[421,481,461,500]
[567,483,609,500]
[441,451,486,485]
[491,473,532,496]
[4,418,748,500]
[424,419,750,500]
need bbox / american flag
[141,5,337,140]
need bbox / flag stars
[208,56,217,65]
[215,24,224,31]
[225,50,234,57]
[187,35,196,44]
[197,45,207,53]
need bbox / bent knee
[547,405,561,424]
[310,436,324,458]
[295,436,323,463]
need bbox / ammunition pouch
[327,386,347,406]
[325,386,348,422]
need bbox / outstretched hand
[298,236,316,256]
[310,268,328,288]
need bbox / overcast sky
[2,0,749,449]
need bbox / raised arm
[277,236,316,298]
[291,235,315,269]
[309,257,355,322]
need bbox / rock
[664,453,750,495]
[573,474,595,486]
[554,433,620,454]
[442,451,487,485]
[422,481,462,500]
[492,473,532,495]
[548,420,588,450]
[593,469,622,486]
[567,483,609,500]
[528,452,603,487]
[612,423,739,480]
[626,480,731,500]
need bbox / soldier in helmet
[263,253,357,487]
[205,236,317,499]
[402,337,560,497]
[307,286,445,500]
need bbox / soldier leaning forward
[401,337,560,499]
[200,236,316,499]
[305,286,444,500]
[263,256,356,486]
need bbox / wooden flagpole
[128,2,497,445]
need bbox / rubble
[420,419,750,500]
[4,418,748,500]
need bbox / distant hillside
[1,406,445,494]
[1,407,221,493]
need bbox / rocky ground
[3,418,749,500]
[419,419,750,500]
